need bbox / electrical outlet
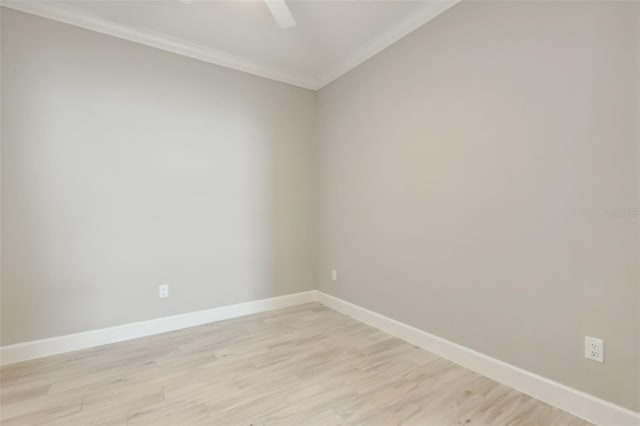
[331,269,337,281]
[159,284,169,298]
[585,336,604,363]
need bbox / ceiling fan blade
[264,0,296,29]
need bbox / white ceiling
[1,0,460,90]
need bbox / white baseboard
[315,291,640,426]
[0,290,316,366]
[2,289,638,425]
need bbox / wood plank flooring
[0,303,591,425]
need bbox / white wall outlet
[331,269,337,281]
[158,284,169,298]
[585,336,604,363]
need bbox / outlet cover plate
[159,284,169,298]
[585,336,604,363]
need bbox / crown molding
[0,0,318,90]
[315,0,462,90]
[0,0,462,91]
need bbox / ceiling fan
[264,0,296,29]
[178,0,296,29]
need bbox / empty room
[1,0,639,424]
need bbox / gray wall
[2,0,639,413]
[1,9,316,345]
[315,1,640,411]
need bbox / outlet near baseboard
[159,284,169,298]
[585,336,604,363]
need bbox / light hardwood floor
[0,303,591,425]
